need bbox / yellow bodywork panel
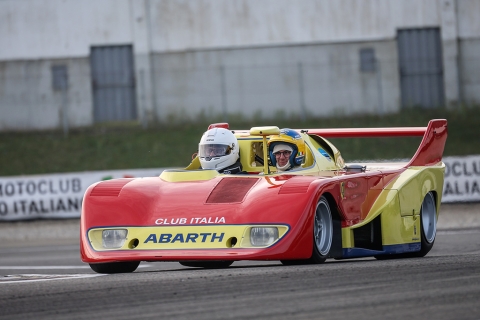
[88,225,289,251]
[249,126,280,136]
[160,169,219,182]
[341,165,444,248]
[392,166,445,217]
[184,156,201,170]
[181,129,343,176]
[237,135,328,174]
[303,135,343,171]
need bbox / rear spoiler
[207,119,448,168]
[304,119,448,167]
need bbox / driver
[198,128,243,174]
[268,128,306,173]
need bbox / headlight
[250,227,279,247]
[102,229,128,248]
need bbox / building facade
[0,0,479,131]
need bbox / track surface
[1,229,479,320]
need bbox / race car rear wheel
[375,191,437,260]
[179,261,234,268]
[89,261,140,274]
[281,195,333,265]
[414,191,437,257]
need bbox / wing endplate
[406,119,447,167]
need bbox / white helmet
[198,128,239,171]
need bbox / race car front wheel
[310,195,333,263]
[89,261,140,274]
[281,195,334,265]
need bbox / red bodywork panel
[80,120,447,263]
[305,127,427,138]
[81,175,329,262]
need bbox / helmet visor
[199,144,232,158]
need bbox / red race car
[81,120,447,273]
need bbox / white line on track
[0,264,155,270]
[0,264,156,284]
[437,229,480,235]
[0,274,106,284]
[0,266,91,270]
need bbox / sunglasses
[274,150,292,157]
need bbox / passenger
[198,128,243,174]
[268,128,306,173]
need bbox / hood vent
[90,179,133,197]
[206,178,259,203]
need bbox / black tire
[281,195,333,265]
[413,191,437,257]
[89,261,140,274]
[179,261,234,268]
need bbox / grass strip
[0,106,478,176]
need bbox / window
[51,65,68,90]
[359,48,376,72]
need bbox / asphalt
[0,202,479,248]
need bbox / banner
[0,156,478,221]
[442,155,480,203]
[0,168,165,221]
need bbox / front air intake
[353,215,382,251]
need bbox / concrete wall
[457,0,480,104]
[148,0,441,51]
[0,58,92,130]
[459,39,480,105]
[0,0,447,58]
[457,0,480,39]
[0,0,132,131]
[153,40,400,121]
[0,0,479,131]
[0,0,132,60]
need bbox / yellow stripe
[88,225,289,251]
[160,169,219,182]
